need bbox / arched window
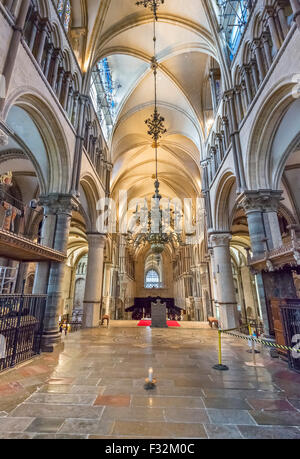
[57,0,71,32]
[145,270,160,289]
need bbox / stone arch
[246,81,300,190]
[214,170,237,231]
[80,174,102,232]
[3,90,71,194]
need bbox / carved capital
[39,194,79,216]
[87,233,107,249]
[209,231,232,248]
[240,190,283,214]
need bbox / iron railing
[280,303,300,373]
[0,295,46,372]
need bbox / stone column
[83,234,107,328]
[250,59,260,90]
[201,160,213,229]
[261,32,273,69]
[28,12,39,52]
[50,49,62,91]
[252,39,266,82]
[0,0,31,112]
[240,190,284,337]
[242,65,253,105]
[277,1,290,38]
[209,232,239,329]
[71,95,89,194]
[40,195,78,351]
[56,67,65,100]
[36,19,50,65]
[240,190,283,254]
[32,204,59,295]
[216,133,224,162]
[224,90,247,191]
[222,116,230,149]
[71,91,79,127]
[67,86,74,118]
[209,69,218,113]
[234,85,244,122]
[265,7,282,51]
[290,0,300,29]
[62,72,72,111]
[43,43,54,80]
[210,147,217,177]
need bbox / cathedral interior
[0,0,300,440]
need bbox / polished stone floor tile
[249,410,300,426]
[203,397,252,410]
[164,407,210,424]
[59,419,114,435]
[26,393,97,405]
[238,425,300,439]
[204,424,243,439]
[0,325,299,439]
[0,417,34,432]
[38,385,73,394]
[102,406,165,422]
[288,399,300,410]
[112,421,207,438]
[32,433,88,439]
[94,395,131,407]
[207,408,256,426]
[132,395,205,409]
[10,404,104,419]
[70,385,105,395]
[246,399,297,411]
[26,417,65,433]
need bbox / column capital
[242,64,251,74]
[209,231,232,248]
[264,6,276,18]
[252,38,262,49]
[39,193,79,216]
[261,31,271,42]
[40,18,51,33]
[223,89,235,101]
[87,233,107,249]
[239,190,283,214]
[234,85,243,94]
[222,116,229,125]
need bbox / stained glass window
[145,270,160,289]
[57,0,71,32]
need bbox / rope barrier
[221,328,300,353]
[212,323,300,371]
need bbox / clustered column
[209,232,239,330]
[83,233,107,328]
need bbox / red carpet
[138,320,181,327]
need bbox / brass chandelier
[129,0,181,254]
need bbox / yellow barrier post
[247,323,260,355]
[213,330,229,371]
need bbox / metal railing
[0,295,46,372]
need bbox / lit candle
[148,367,153,383]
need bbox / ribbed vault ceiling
[78,1,220,204]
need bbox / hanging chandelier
[127,0,181,254]
[136,0,165,21]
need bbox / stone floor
[0,323,300,439]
